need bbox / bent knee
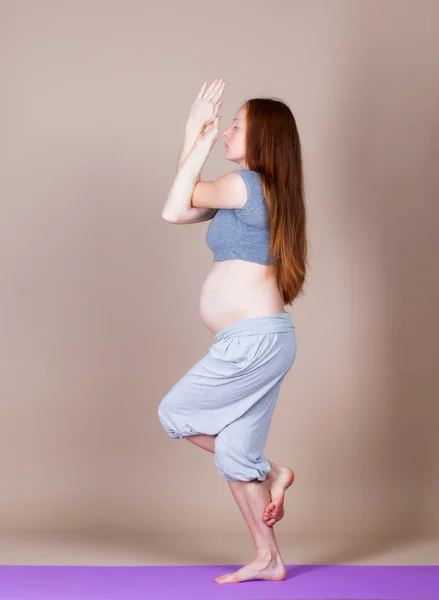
[158,401,199,439]
[158,401,182,439]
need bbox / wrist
[194,138,212,155]
[185,118,203,138]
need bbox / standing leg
[215,478,286,583]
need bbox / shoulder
[191,170,251,210]
[233,169,261,184]
[233,170,264,203]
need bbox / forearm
[163,142,210,219]
[177,120,202,173]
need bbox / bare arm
[163,128,217,223]
[177,121,202,179]
[163,79,225,224]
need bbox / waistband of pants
[215,311,295,342]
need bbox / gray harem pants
[158,311,296,482]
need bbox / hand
[188,78,226,132]
[195,113,223,152]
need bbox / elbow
[162,211,178,223]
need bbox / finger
[206,78,223,101]
[196,80,207,100]
[213,100,223,117]
[213,81,225,103]
[205,114,221,133]
[203,78,219,99]
[212,82,226,104]
[212,116,222,131]
[205,106,222,126]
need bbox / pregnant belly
[199,260,286,335]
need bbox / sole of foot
[263,465,295,527]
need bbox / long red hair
[244,98,308,305]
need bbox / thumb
[209,114,222,126]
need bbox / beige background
[1,0,438,565]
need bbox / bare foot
[263,462,295,527]
[214,552,286,584]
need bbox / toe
[215,573,237,584]
[271,501,283,518]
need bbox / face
[223,104,248,169]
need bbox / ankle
[256,547,279,563]
[267,462,278,479]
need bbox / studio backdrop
[1,0,438,543]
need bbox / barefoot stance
[215,554,286,584]
[263,463,295,527]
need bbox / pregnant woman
[159,78,308,584]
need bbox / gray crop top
[205,169,270,265]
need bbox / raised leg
[185,433,216,453]
[185,434,294,527]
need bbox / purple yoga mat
[0,564,437,599]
